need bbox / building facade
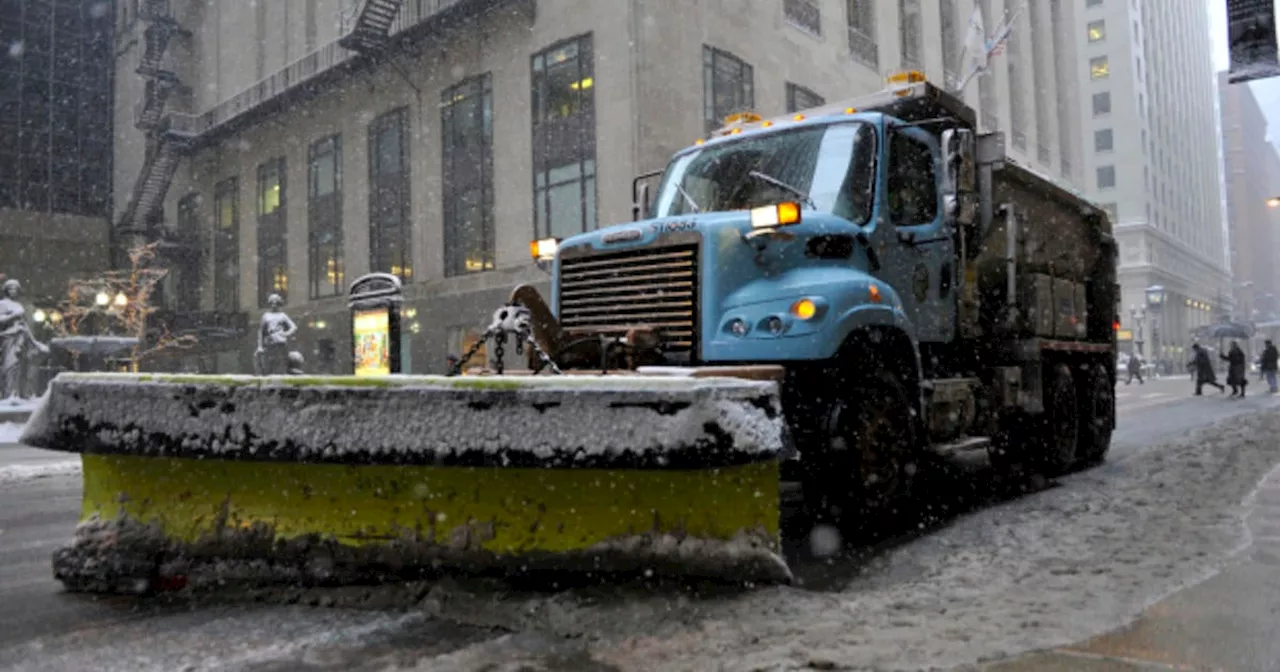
[1074,0,1230,365]
[111,0,1084,375]
[0,0,114,308]
[1218,71,1280,326]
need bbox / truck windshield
[652,122,876,223]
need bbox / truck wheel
[1040,363,1079,476]
[1076,363,1114,466]
[804,371,919,531]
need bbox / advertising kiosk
[347,273,403,376]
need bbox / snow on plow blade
[22,373,791,591]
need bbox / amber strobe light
[531,238,559,261]
[750,202,803,229]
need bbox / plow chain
[448,301,562,377]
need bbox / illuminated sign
[353,309,391,377]
[1117,329,1134,341]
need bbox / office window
[442,73,495,276]
[703,46,754,133]
[533,35,597,239]
[899,0,922,70]
[786,83,825,113]
[213,177,240,312]
[1092,91,1111,116]
[1087,20,1105,42]
[1096,165,1116,189]
[846,0,878,68]
[174,193,202,312]
[1086,0,1102,6]
[784,0,821,34]
[1094,128,1114,152]
[1090,56,1109,79]
[308,134,343,298]
[368,107,412,282]
[257,157,288,306]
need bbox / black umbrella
[1196,322,1254,340]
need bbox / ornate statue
[255,293,298,375]
[0,279,49,401]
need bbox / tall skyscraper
[0,0,115,305]
[1218,72,1280,325]
[1074,0,1230,365]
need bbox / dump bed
[971,159,1117,342]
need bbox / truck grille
[558,244,699,358]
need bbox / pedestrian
[1262,339,1279,393]
[1189,343,1225,395]
[446,354,460,377]
[1222,340,1248,398]
[1125,351,1144,385]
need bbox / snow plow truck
[24,71,1116,592]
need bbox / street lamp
[32,309,46,323]
[1130,304,1146,356]
[1268,197,1280,208]
[114,292,128,308]
[95,291,109,306]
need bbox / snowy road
[1,384,1278,671]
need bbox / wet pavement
[979,460,1280,672]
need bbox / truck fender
[831,304,926,432]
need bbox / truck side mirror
[939,128,977,247]
[631,169,664,221]
[940,128,975,198]
[633,182,651,221]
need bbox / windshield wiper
[748,170,815,209]
[674,182,702,213]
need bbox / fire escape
[117,0,192,250]
[338,0,408,55]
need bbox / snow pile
[23,374,786,467]
[401,408,1280,671]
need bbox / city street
[1,381,1279,671]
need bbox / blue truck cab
[515,72,1118,523]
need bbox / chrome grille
[558,244,699,357]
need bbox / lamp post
[1146,285,1167,375]
[1130,304,1146,357]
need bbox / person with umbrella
[1221,340,1248,397]
[1190,343,1225,396]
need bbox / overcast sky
[1209,0,1280,141]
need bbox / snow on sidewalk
[0,422,24,444]
[0,459,81,485]
[414,409,1280,671]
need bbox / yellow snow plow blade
[22,373,790,592]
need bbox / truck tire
[1040,363,1079,476]
[803,370,919,532]
[1076,362,1114,466]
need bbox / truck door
[878,125,956,343]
